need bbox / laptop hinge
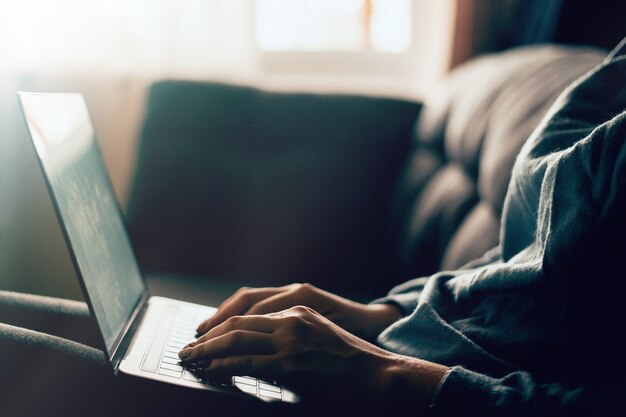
[109,292,150,374]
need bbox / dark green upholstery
[126,82,421,298]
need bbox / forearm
[354,302,403,341]
[373,356,626,416]
[372,352,450,412]
[429,366,625,417]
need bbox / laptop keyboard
[140,307,285,401]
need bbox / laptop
[18,92,299,404]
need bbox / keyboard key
[163,351,180,359]
[259,382,281,393]
[183,371,203,383]
[168,336,190,344]
[235,382,258,396]
[170,330,189,342]
[172,331,194,338]
[281,389,299,403]
[158,368,183,379]
[233,376,257,386]
[161,356,182,365]
[259,389,282,400]
[161,363,184,372]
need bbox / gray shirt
[374,38,626,416]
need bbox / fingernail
[184,341,196,349]
[178,348,192,360]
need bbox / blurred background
[0,0,623,300]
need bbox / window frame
[253,0,419,79]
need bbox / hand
[180,305,448,409]
[196,283,401,341]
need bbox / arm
[183,305,449,411]
[185,306,626,415]
[190,284,448,409]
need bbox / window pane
[370,0,412,53]
[255,0,411,52]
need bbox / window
[255,0,412,53]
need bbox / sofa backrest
[126,83,420,297]
[126,45,607,298]
[393,45,606,281]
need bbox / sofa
[0,44,608,416]
[126,44,605,301]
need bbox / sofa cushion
[394,45,606,281]
[126,83,421,297]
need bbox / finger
[206,354,278,379]
[195,288,256,333]
[245,288,314,316]
[193,315,278,346]
[179,330,276,363]
[196,287,287,334]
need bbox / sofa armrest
[0,290,101,346]
[126,81,421,298]
[0,291,107,417]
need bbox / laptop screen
[19,93,147,356]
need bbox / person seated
[178,38,626,416]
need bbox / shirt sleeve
[429,366,626,417]
[370,246,501,315]
[369,277,427,315]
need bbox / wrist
[372,302,403,323]
[377,354,450,411]
[359,303,402,340]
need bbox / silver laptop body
[18,92,298,404]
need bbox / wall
[0,0,456,300]
[0,73,148,299]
